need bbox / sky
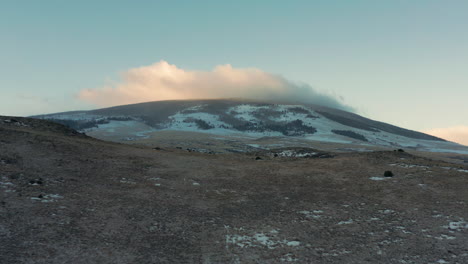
[1,0,467,145]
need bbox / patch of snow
[286,241,300,246]
[119,178,136,184]
[298,210,322,219]
[47,194,63,199]
[321,249,352,257]
[31,194,63,203]
[369,177,389,181]
[338,219,354,225]
[447,220,468,231]
[391,163,430,169]
[225,227,302,249]
[276,150,317,158]
[280,253,298,262]
[435,234,456,240]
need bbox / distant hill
[33,99,468,153]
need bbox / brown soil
[1,116,467,263]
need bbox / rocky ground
[1,116,467,263]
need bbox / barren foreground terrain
[1,116,467,263]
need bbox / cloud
[78,60,352,111]
[423,126,468,146]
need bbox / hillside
[1,116,468,263]
[34,99,468,154]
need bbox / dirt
[1,116,467,263]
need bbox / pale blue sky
[1,0,467,133]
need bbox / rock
[255,156,262,160]
[384,171,394,177]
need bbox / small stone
[384,171,394,177]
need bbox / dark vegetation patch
[0,154,21,165]
[317,111,379,132]
[265,120,316,136]
[182,118,215,130]
[331,130,368,142]
[49,116,135,131]
[224,119,316,136]
[180,109,200,114]
[288,107,311,115]
[194,119,214,130]
[47,119,109,130]
[251,108,284,120]
[367,120,446,141]
[316,107,445,141]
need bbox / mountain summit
[35,99,467,154]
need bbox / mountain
[2,115,468,263]
[34,99,468,154]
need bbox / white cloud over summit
[78,61,352,111]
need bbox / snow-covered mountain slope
[34,99,468,154]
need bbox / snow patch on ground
[444,219,468,231]
[369,177,390,181]
[338,219,354,225]
[280,253,298,262]
[298,210,323,219]
[0,176,15,193]
[389,163,430,169]
[277,150,317,158]
[225,227,300,249]
[31,194,63,203]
